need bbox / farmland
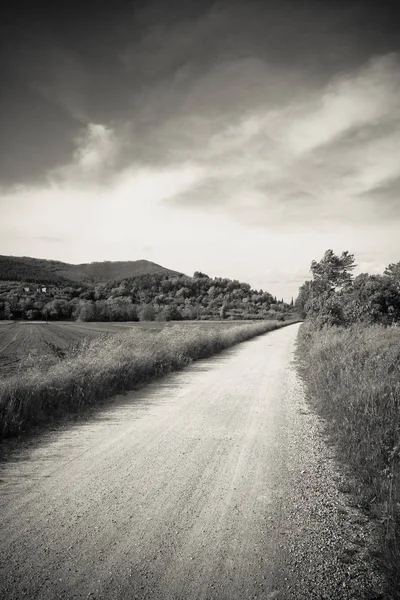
[0,319,267,378]
[0,320,296,438]
[0,321,168,377]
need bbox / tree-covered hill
[0,269,293,322]
[0,255,181,285]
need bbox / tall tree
[310,249,356,291]
[384,261,400,291]
[296,250,356,326]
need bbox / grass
[0,320,297,440]
[296,322,400,596]
[0,321,177,377]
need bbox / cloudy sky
[1,0,400,299]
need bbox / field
[0,320,296,438]
[0,320,275,377]
[0,321,165,376]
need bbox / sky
[1,0,400,300]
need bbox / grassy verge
[296,322,400,595]
[0,320,297,439]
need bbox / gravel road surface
[0,323,384,599]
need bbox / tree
[384,261,400,278]
[384,261,400,291]
[310,249,356,291]
[295,280,315,319]
[138,304,155,321]
[181,305,199,320]
[75,300,95,322]
[94,284,107,301]
[220,302,228,319]
[4,302,13,320]
[341,274,400,325]
[296,250,356,325]
[106,297,137,321]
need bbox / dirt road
[0,324,383,599]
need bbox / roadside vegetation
[0,319,296,439]
[295,250,400,595]
[0,321,170,377]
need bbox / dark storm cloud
[0,72,80,189]
[1,0,400,188]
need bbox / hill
[0,255,181,285]
[0,255,296,323]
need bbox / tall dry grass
[0,320,296,439]
[297,322,400,594]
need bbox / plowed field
[0,321,162,377]
[0,320,259,378]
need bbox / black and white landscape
[1,1,399,598]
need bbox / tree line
[0,271,294,322]
[296,249,400,326]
